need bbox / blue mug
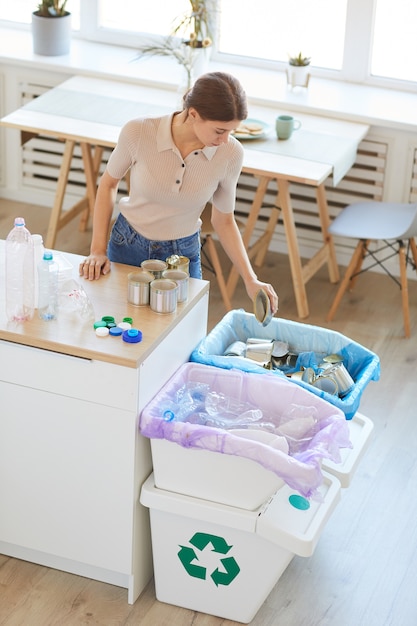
[275,115,302,140]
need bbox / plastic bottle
[5,217,35,322]
[205,391,263,422]
[32,234,45,308]
[38,251,59,320]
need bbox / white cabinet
[0,246,209,604]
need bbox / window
[371,0,417,83]
[98,0,188,35]
[1,0,417,88]
[217,0,347,71]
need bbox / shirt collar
[157,113,218,161]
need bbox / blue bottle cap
[122,328,143,343]
[109,326,123,336]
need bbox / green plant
[288,52,311,67]
[36,0,69,17]
[172,0,212,47]
[136,1,214,88]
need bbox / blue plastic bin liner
[140,363,351,498]
[190,310,380,420]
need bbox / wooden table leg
[226,174,271,299]
[278,178,310,319]
[45,139,75,249]
[79,143,103,232]
[316,183,339,283]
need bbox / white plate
[232,118,270,140]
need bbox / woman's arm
[210,205,279,313]
[79,170,120,280]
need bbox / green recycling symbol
[178,532,240,587]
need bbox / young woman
[79,71,278,313]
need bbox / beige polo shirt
[106,113,244,240]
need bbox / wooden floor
[1,199,417,626]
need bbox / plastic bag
[190,310,380,419]
[140,363,352,498]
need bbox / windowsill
[1,26,417,132]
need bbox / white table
[0,241,209,603]
[0,76,370,317]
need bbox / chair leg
[326,241,366,322]
[409,237,417,270]
[205,235,232,311]
[399,242,410,338]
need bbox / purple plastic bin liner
[190,310,380,420]
[140,363,351,498]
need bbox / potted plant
[287,52,311,88]
[32,0,71,56]
[136,0,214,90]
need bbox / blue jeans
[107,213,202,279]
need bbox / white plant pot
[286,65,310,88]
[190,46,211,81]
[32,11,71,56]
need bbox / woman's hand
[79,254,111,280]
[245,278,279,315]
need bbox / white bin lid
[140,471,341,557]
[322,412,373,487]
[255,471,341,557]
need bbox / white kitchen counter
[0,241,209,603]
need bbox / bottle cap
[123,317,133,324]
[118,321,132,331]
[43,251,53,261]
[122,328,143,343]
[96,326,109,337]
[109,326,123,336]
[94,320,107,329]
[102,315,115,324]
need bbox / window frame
[1,0,416,93]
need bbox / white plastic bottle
[32,234,45,309]
[38,251,59,321]
[5,217,35,322]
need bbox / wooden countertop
[0,242,209,368]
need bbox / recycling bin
[139,361,374,622]
[140,362,355,506]
[140,471,341,623]
[190,310,380,420]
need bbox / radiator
[235,137,388,264]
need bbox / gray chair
[326,202,417,337]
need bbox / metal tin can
[324,363,354,396]
[165,255,190,274]
[223,341,247,357]
[127,270,154,306]
[150,279,178,314]
[141,259,168,279]
[253,288,273,326]
[162,269,189,303]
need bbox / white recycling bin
[140,471,341,624]
[140,363,374,508]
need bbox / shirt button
[182,163,185,167]
[194,151,199,155]
[176,179,180,184]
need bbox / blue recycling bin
[190,310,380,420]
